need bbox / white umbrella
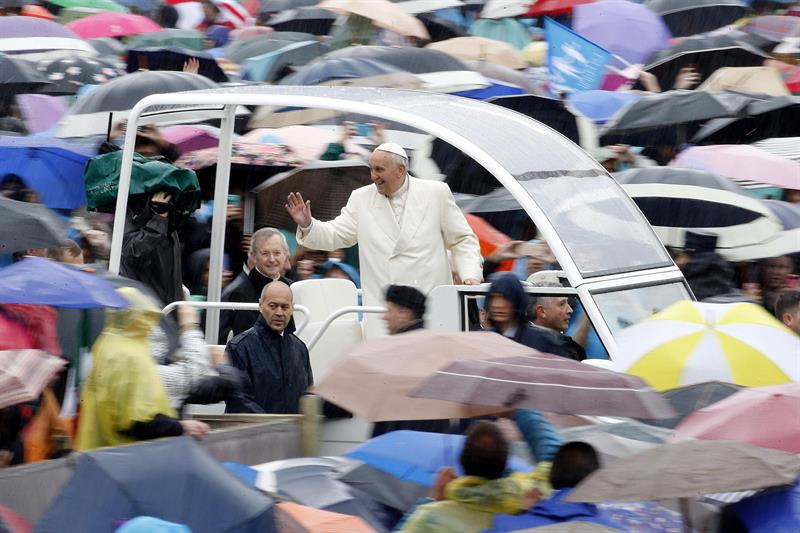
[318,0,431,40]
[397,0,465,14]
[481,0,531,19]
[427,36,527,69]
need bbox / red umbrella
[670,382,800,453]
[786,66,800,94]
[66,13,163,39]
[524,0,596,17]
[0,350,65,410]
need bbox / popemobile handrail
[304,306,387,351]
[162,301,311,336]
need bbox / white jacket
[297,177,482,307]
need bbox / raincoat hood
[104,287,161,338]
[487,272,529,328]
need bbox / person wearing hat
[383,284,426,335]
[286,143,482,316]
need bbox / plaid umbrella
[36,56,124,96]
[0,350,66,409]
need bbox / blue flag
[545,17,611,96]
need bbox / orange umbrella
[21,5,55,21]
[465,214,513,271]
[277,502,376,533]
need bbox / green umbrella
[469,18,531,50]
[84,151,200,211]
[223,32,317,63]
[127,29,207,52]
[49,0,127,13]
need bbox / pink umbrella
[161,125,220,155]
[670,382,800,454]
[66,13,163,39]
[672,145,800,189]
[242,126,340,161]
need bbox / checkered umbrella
[0,350,66,410]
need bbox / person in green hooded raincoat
[75,287,209,451]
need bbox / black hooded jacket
[224,315,312,414]
[487,273,585,361]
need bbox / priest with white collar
[286,142,482,311]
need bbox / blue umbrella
[36,437,277,533]
[0,257,129,308]
[453,82,525,100]
[0,135,92,210]
[733,479,800,532]
[566,90,642,124]
[345,430,533,487]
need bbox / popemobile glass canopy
[108,85,691,354]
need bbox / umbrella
[644,0,748,38]
[242,126,338,160]
[697,66,790,97]
[426,36,526,69]
[318,0,430,40]
[279,57,403,85]
[312,330,536,421]
[468,17,530,50]
[672,144,800,189]
[410,353,676,419]
[671,383,800,453]
[261,0,320,12]
[0,257,130,308]
[732,479,800,533]
[638,380,742,429]
[489,94,581,144]
[324,45,468,73]
[174,140,302,171]
[84,150,201,211]
[515,524,622,533]
[161,124,221,154]
[0,350,66,410]
[127,46,228,83]
[399,0,466,15]
[691,96,800,145]
[559,422,672,465]
[68,70,217,113]
[16,94,68,133]
[127,29,206,51]
[276,502,376,533]
[337,460,430,512]
[0,196,68,253]
[612,300,800,392]
[0,16,94,57]
[614,166,783,251]
[36,56,124,95]
[566,90,641,124]
[345,430,533,487]
[523,0,596,16]
[267,7,336,35]
[724,200,800,261]
[251,160,371,231]
[35,437,277,533]
[480,0,532,19]
[0,53,50,94]
[46,0,127,12]
[417,12,466,42]
[241,41,328,83]
[644,34,770,90]
[0,505,32,533]
[743,15,800,42]
[464,60,545,94]
[0,136,93,210]
[223,32,318,63]
[573,0,672,66]
[66,12,162,39]
[87,37,126,58]
[565,440,800,503]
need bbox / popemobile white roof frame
[109,86,689,352]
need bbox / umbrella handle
[504,388,527,408]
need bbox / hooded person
[485,273,543,350]
[75,288,208,450]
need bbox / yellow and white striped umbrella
[613,300,800,391]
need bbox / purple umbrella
[17,94,68,133]
[573,0,672,66]
[0,16,94,56]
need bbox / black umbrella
[638,381,743,428]
[0,196,67,254]
[692,96,800,144]
[267,6,335,35]
[645,0,749,37]
[223,32,318,64]
[0,52,50,95]
[279,57,403,85]
[325,45,468,73]
[36,56,124,96]
[489,94,581,145]
[127,46,228,83]
[417,12,466,42]
[68,70,217,115]
[644,34,769,90]
[35,437,277,533]
[599,90,756,143]
[86,37,126,58]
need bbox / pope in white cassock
[285,143,483,309]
